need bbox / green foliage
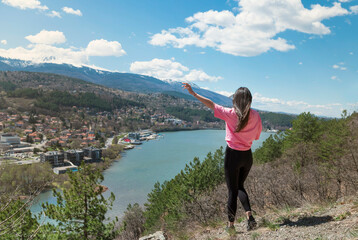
[253,133,284,164]
[0,80,17,92]
[103,144,123,160]
[42,162,118,240]
[7,88,41,98]
[6,87,143,113]
[144,147,225,231]
[259,111,296,129]
[0,162,53,195]
[0,197,39,240]
[165,106,219,122]
[283,112,323,150]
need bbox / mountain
[0,57,232,106]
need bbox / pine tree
[42,162,117,239]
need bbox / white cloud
[62,6,82,16]
[25,30,66,45]
[299,62,303,65]
[86,39,126,57]
[149,1,349,56]
[0,30,126,67]
[332,62,347,70]
[252,93,344,117]
[331,76,338,80]
[47,10,61,18]
[130,58,222,83]
[1,40,7,45]
[215,90,234,97]
[1,0,48,10]
[349,52,353,55]
[339,0,351,2]
[350,5,358,14]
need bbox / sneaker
[225,223,237,235]
[247,218,257,231]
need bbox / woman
[182,82,262,232]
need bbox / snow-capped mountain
[0,57,232,106]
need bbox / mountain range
[0,57,232,106]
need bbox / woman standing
[182,82,262,232]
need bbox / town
[0,103,221,173]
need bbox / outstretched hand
[182,82,195,96]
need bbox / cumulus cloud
[47,10,61,18]
[1,0,48,10]
[62,6,82,16]
[350,5,358,14]
[1,40,7,45]
[149,1,349,56]
[252,93,344,117]
[86,39,126,57]
[0,30,126,67]
[25,30,66,45]
[130,58,222,83]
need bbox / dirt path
[189,195,358,240]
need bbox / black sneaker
[247,218,257,231]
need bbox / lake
[31,130,273,220]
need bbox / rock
[139,231,166,240]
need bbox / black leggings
[224,145,253,222]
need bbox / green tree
[253,133,284,164]
[0,197,40,240]
[42,163,117,240]
[283,112,322,150]
[144,147,225,231]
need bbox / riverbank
[30,130,274,220]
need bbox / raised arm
[182,82,215,110]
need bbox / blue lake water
[31,130,272,220]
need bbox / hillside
[0,57,232,106]
[187,194,358,240]
[0,71,297,130]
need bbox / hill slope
[187,194,358,240]
[0,57,232,106]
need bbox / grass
[237,216,246,223]
[334,211,351,221]
[260,217,280,231]
[251,232,260,240]
[274,216,288,224]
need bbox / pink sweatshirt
[214,103,262,151]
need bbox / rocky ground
[186,195,358,240]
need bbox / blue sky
[0,0,357,117]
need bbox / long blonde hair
[232,87,252,132]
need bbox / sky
[0,0,357,117]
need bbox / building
[0,133,20,145]
[53,166,78,174]
[64,149,84,166]
[128,132,140,140]
[0,142,11,154]
[40,151,65,167]
[83,146,102,161]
